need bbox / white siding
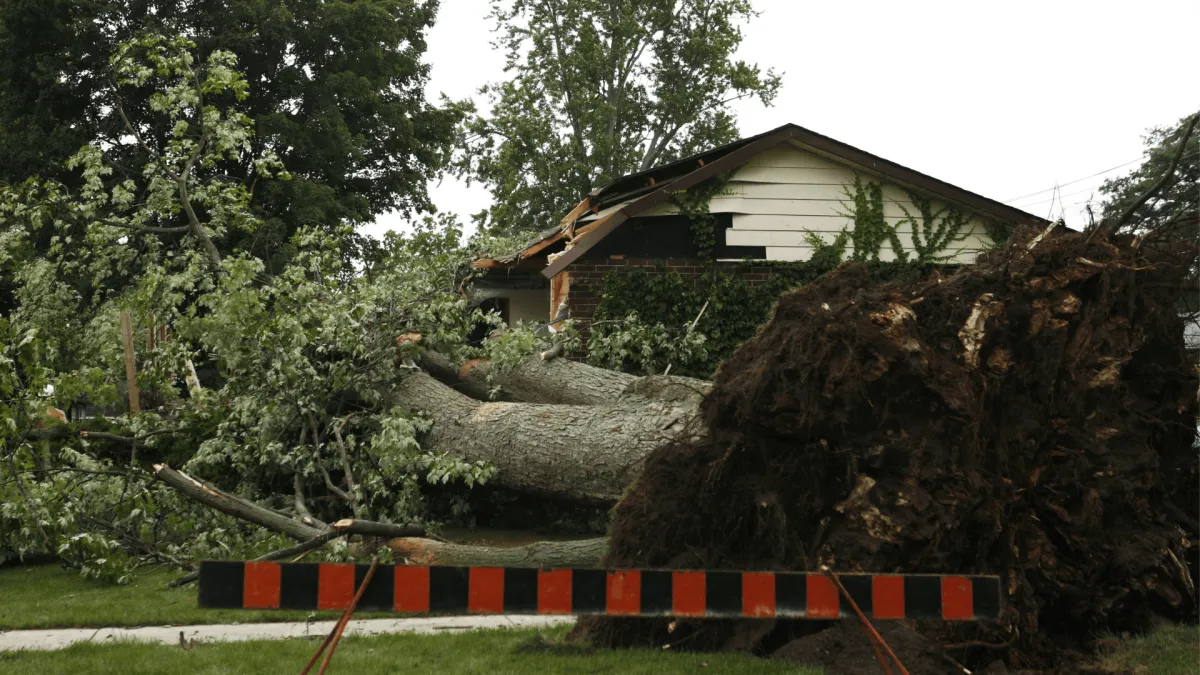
[473,289,550,326]
[637,144,999,264]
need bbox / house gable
[542,124,1047,277]
[631,143,1001,263]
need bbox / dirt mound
[772,620,957,674]
[580,226,1199,670]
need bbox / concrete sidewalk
[0,615,572,652]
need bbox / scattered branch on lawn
[168,527,349,588]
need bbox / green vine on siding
[815,175,983,265]
[832,175,910,263]
[670,174,733,262]
[899,190,971,263]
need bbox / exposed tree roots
[579,226,1199,671]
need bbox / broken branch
[168,528,349,588]
[153,463,324,541]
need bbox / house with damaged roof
[472,123,1048,346]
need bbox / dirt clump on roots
[771,619,959,674]
[577,226,1198,671]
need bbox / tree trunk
[386,537,608,568]
[456,356,636,405]
[393,372,698,503]
[420,350,710,406]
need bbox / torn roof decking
[475,123,1050,277]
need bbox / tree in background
[0,0,463,271]
[1099,111,1199,348]
[457,0,781,236]
[1100,112,1199,235]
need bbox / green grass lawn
[2,564,1195,674]
[1094,624,1200,675]
[0,565,389,629]
[0,627,815,675]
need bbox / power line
[1013,182,1108,209]
[1003,150,1199,205]
[1001,157,1142,203]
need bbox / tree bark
[456,356,635,405]
[386,537,608,568]
[329,518,425,539]
[154,464,324,541]
[393,372,699,503]
[420,350,710,407]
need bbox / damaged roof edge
[479,123,1052,278]
[540,127,800,278]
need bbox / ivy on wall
[589,260,927,377]
[819,175,988,265]
[590,173,1005,377]
[838,176,908,262]
[900,190,972,263]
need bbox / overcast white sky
[366,0,1200,239]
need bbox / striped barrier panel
[198,562,1001,621]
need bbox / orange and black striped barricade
[198,562,1000,621]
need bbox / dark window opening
[468,297,512,346]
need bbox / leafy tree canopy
[456,0,781,236]
[0,0,464,270]
[1,38,507,579]
[1100,112,1198,234]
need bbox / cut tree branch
[154,463,325,541]
[168,518,423,588]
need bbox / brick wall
[565,256,781,351]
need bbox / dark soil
[578,226,1199,671]
[772,620,957,674]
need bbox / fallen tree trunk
[418,349,710,406]
[393,372,698,503]
[454,356,636,405]
[386,537,608,568]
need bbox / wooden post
[119,311,140,413]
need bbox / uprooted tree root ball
[577,226,1198,671]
